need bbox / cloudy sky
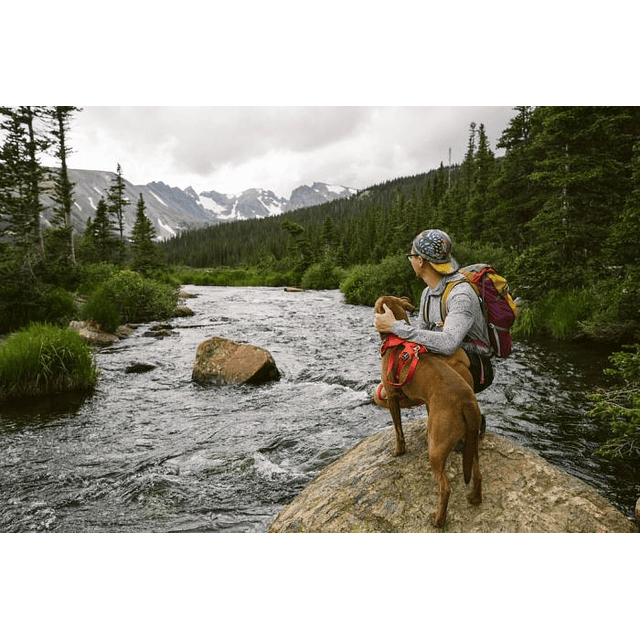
[65,106,516,198]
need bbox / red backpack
[441,264,517,358]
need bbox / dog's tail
[462,401,481,485]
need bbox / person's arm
[382,288,475,355]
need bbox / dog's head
[374,296,415,327]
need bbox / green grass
[0,323,98,402]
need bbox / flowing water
[0,286,637,532]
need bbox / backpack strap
[439,277,490,351]
[439,278,474,325]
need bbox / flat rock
[269,419,637,533]
[69,321,133,346]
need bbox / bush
[80,270,178,332]
[172,266,293,288]
[0,279,77,333]
[76,262,119,296]
[512,288,594,340]
[453,241,515,278]
[588,344,640,459]
[541,288,593,339]
[340,254,419,306]
[300,261,344,290]
[0,323,98,402]
[580,266,640,342]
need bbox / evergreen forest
[1,105,639,458]
[162,107,640,344]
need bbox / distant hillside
[39,168,357,241]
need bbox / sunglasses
[406,253,420,261]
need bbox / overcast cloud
[67,106,516,198]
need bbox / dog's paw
[467,493,482,506]
[394,444,406,457]
[432,513,446,528]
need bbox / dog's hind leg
[462,401,483,506]
[388,393,406,456]
[427,419,451,528]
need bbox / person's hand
[373,304,397,333]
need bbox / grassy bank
[0,324,98,402]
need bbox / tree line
[162,106,640,340]
[0,107,163,331]
[1,105,639,460]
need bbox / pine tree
[0,106,48,273]
[131,193,159,273]
[527,107,640,284]
[92,197,117,262]
[106,163,128,261]
[489,106,539,249]
[605,139,640,266]
[466,123,496,239]
[48,106,81,266]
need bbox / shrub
[513,288,594,340]
[588,344,640,459]
[0,323,98,402]
[340,254,418,306]
[76,262,119,296]
[80,270,178,332]
[301,261,344,290]
[541,288,593,339]
[0,279,76,333]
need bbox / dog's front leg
[388,394,406,456]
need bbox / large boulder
[269,419,637,533]
[192,336,280,386]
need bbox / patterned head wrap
[412,229,459,274]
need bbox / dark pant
[467,352,494,393]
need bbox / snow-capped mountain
[40,169,357,241]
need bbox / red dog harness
[380,335,428,388]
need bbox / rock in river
[269,419,637,533]
[192,336,280,386]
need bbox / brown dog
[374,295,482,528]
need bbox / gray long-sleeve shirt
[391,273,492,357]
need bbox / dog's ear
[374,296,385,314]
[399,297,415,312]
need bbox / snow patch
[149,190,167,207]
[87,197,97,210]
[198,195,227,214]
[157,218,176,237]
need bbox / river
[0,286,637,532]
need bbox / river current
[0,286,637,532]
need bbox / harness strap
[380,335,428,388]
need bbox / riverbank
[269,419,637,533]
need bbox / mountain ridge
[40,168,358,241]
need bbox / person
[373,229,494,411]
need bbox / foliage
[588,344,640,459]
[0,323,98,402]
[300,260,344,290]
[157,106,640,342]
[130,194,161,274]
[2,105,640,346]
[0,254,77,333]
[80,270,178,332]
[74,262,120,296]
[172,266,293,288]
[341,254,421,307]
